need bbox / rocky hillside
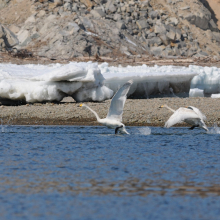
[0,0,220,61]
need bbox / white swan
[80,80,133,134]
[160,104,208,131]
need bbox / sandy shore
[0,97,219,127]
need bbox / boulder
[80,0,94,8]
[8,25,20,34]
[149,11,159,20]
[209,19,219,32]
[105,0,116,12]
[159,34,170,46]
[54,0,63,7]
[139,11,148,19]
[150,46,163,56]
[65,22,80,34]
[113,14,122,21]
[147,37,162,46]
[184,12,217,31]
[116,21,126,30]
[90,8,106,18]
[0,25,4,38]
[136,20,149,30]
[166,30,176,41]
[193,51,209,57]
[17,29,31,47]
[146,32,156,39]
[0,24,19,49]
[154,24,166,35]
[212,32,220,43]
[167,17,179,26]
[25,15,36,24]
[64,2,72,11]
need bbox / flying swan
[160,104,208,131]
[80,80,133,134]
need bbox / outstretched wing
[165,108,200,128]
[106,80,133,122]
[188,106,206,121]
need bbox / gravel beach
[0,97,220,128]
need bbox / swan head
[160,104,167,108]
[119,125,129,134]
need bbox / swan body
[80,80,133,134]
[161,104,208,131]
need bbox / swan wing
[188,106,206,121]
[106,80,133,122]
[165,108,200,128]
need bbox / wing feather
[188,106,206,121]
[106,80,133,122]
[165,108,200,128]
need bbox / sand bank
[0,97,219,127]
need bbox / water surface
[0,125,220,220]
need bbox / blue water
[0,125,220,220]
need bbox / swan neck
[165,105,175,113]
[84,104,101,121]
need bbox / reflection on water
[2,177,220,197]
[0,126,220,219]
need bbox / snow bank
[189,66,220,97]
[1,61,219,103]
[100,63,197,98]
[0,62,113,103]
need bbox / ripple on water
[0,125,220,220]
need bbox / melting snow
[0,61,219,103]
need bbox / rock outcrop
[0,24,19,51]
[0,0,220,60]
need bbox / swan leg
[115,125,123,134]
[189,125,199,130]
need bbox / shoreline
[0,97,219,127]
[1,56,220,128]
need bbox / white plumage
[161,104,208,131]
[80,80,133,134]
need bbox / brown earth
[207,0,220,29]
[1,51,220,67]
[0,0,32,26]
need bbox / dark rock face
[0,24,19,51]
[0,0,220,59]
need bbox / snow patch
[1,62,220,103]
[0,62,113,102]
[190,66,220,97]
[100,63,197,98]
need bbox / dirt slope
[206,0,220,29]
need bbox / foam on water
[208,123,220,134]
[1,118,12,133]
[136,127,151,135]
